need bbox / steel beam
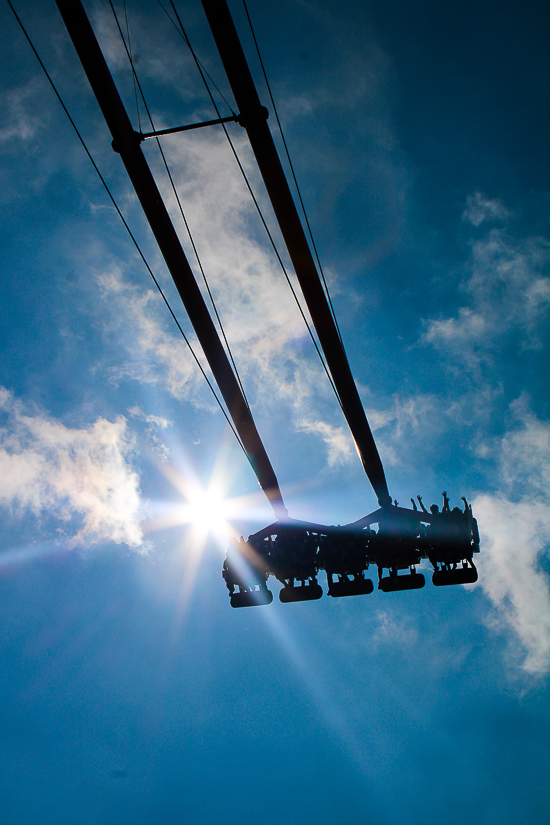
[200,0,392,508]
[55,0,287,519]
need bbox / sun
[140,448,275,555]
[182,484,230,535]
[140,455,247,550]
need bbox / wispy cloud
[424,307,488,350]
[97,268,202,402]
[0,78,46,146]
[127,405,171,462]
[424,201,550,368]
[94,124,361,468]
[297,418,353,467]
[127,406,170,429]
[90,3,222,115]
[462,192,511,227]
[474,402,550,676]
[98,259,353,467]
[363,392,442,468]
[269,14,409,271]
[0,387,142,548]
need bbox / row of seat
[227,562,478,607]
[223,500,480,607]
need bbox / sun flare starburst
[180,483,231,537]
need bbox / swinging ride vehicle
[46,0,480,606]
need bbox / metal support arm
[200,0,392,509]
[55,0,287,520]
[139,114,239,140]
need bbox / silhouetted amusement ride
[224,493,479,607]
[39,0,481,606]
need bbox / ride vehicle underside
[223,495,480,607]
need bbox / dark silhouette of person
[417,495,428,514]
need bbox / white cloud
[424,307,487,346]
[90,4,216,112]
[94,126,358,469]
[127,406,170,429]
[468,230,550,332]
[297,418,353,466]
[97,269,202,401]
[424,211,550,367]
[0,78,46,146]
[158,130,306,351]
[61,2,406,473]
[499,399,550,497]
[0,388,142,548]
[371,609,419,647]
[474,406,550,676]
[127,405,171,461]
[462,192,511,227]
[362,392,441,467]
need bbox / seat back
[230,586,273,608]
[379,572,425,592]
[279,581,323,603]
[432,565,478,586]
[328,577,374,597]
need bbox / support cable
[122,0,141,132]
[157,0,238,118]
[108,0,251,412]
[53,0,288,518]
[199,0,392,508]
[8,0,289,515]
[165,0,345,413]
[241,0,344,349]
[6,0,247,457]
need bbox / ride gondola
[223,494,480,606]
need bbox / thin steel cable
[241,0,345,349]
[167,0,345,413]
[156,0,237,117]
[7,0,255,466]
[121,0,141,131]
[108,0,251,412]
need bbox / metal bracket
[138,114,239,141]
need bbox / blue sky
[1,0,550,822]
